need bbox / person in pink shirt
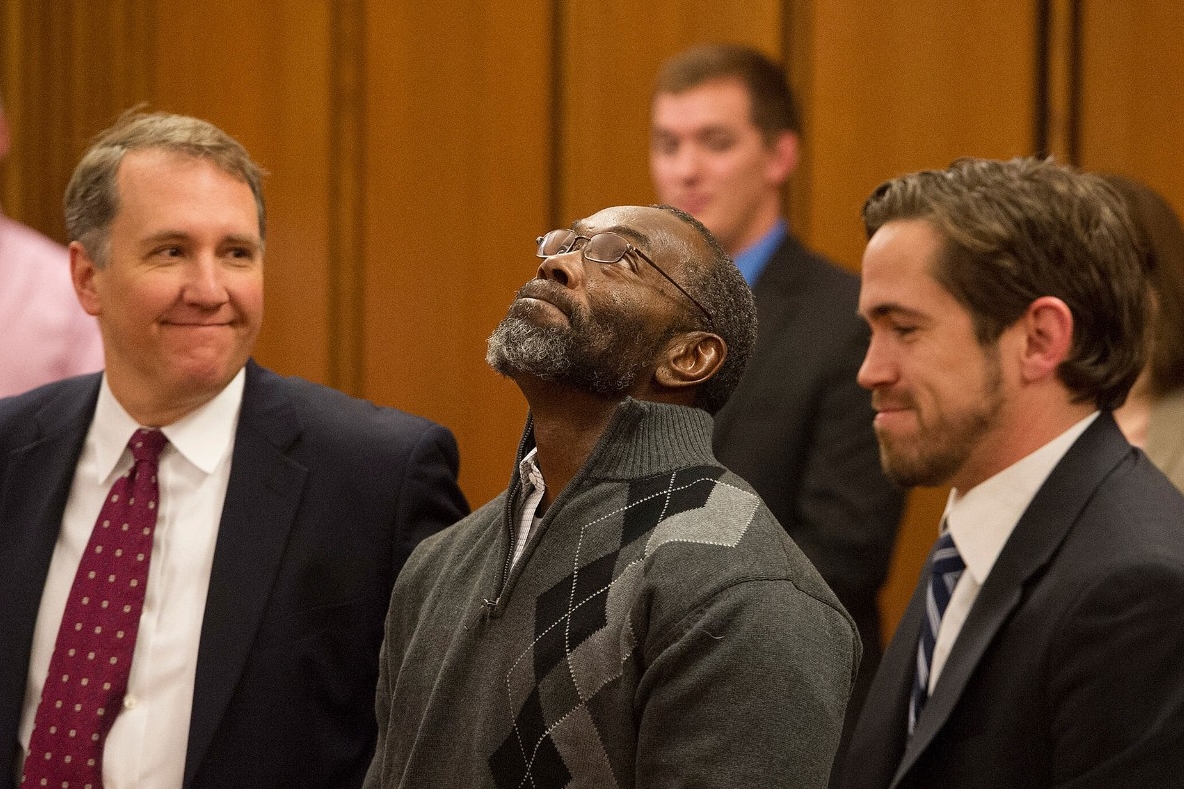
[0,93,103,396]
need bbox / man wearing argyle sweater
[364,205,860,788]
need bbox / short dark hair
[654,44,800,143]
[863,157,1146,410]
[1100,174,1184,396]
[65,110,266,266]
[655,204,757,414]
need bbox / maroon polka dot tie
[22,428,167,789]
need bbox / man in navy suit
[0,111,468,789]
[838,157,1184,788]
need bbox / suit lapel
[893,414,1133,783]
[0,377,99,782]
[183,362,308,787]
[842,571,926,789]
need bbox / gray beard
[486,304,658,398]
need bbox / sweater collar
[516,398,718,489]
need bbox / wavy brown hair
[864,157,1147,410]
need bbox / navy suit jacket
[838,413,1184,789]
[713,234,904,695]
[0,360,469,789]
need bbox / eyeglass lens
[534,229,713,324]
[537,230,630,263]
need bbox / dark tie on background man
[908,527,964,736]
[22,428,167,789]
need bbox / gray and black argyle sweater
[365,399,860,789]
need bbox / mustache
[514,280,580,319]
[871,390,915,412]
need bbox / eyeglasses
[535,229,713,325]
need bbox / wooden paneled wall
[2,0,1181,639]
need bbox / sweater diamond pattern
[533,549,617,679]
[490,465,752,789]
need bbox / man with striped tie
[838,157,1184,789]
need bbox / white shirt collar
[519,447,545,497]
[945,411,1099,585]
[90,368,246,483]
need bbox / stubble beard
[876,348,1005,488]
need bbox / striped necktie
[908,528,964,736]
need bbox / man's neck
[732,218,788,287]
[516,377,623,512]
[105,368,238,428]
[726,199,784,257]
[950,398,1097,493]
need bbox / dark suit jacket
[713,234,904,696]
[838,413,1184,789]
[0,360,469,789]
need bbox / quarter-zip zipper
[479,418,536,619]
[489,475,522,610]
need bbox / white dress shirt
[19,369,244,789]
[929,411,1099,692]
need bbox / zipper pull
[465,597,499,630]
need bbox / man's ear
[70,241,103,317]
[766,130,799,186]
[654,331,727,392]
[1018,295,1074,384]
